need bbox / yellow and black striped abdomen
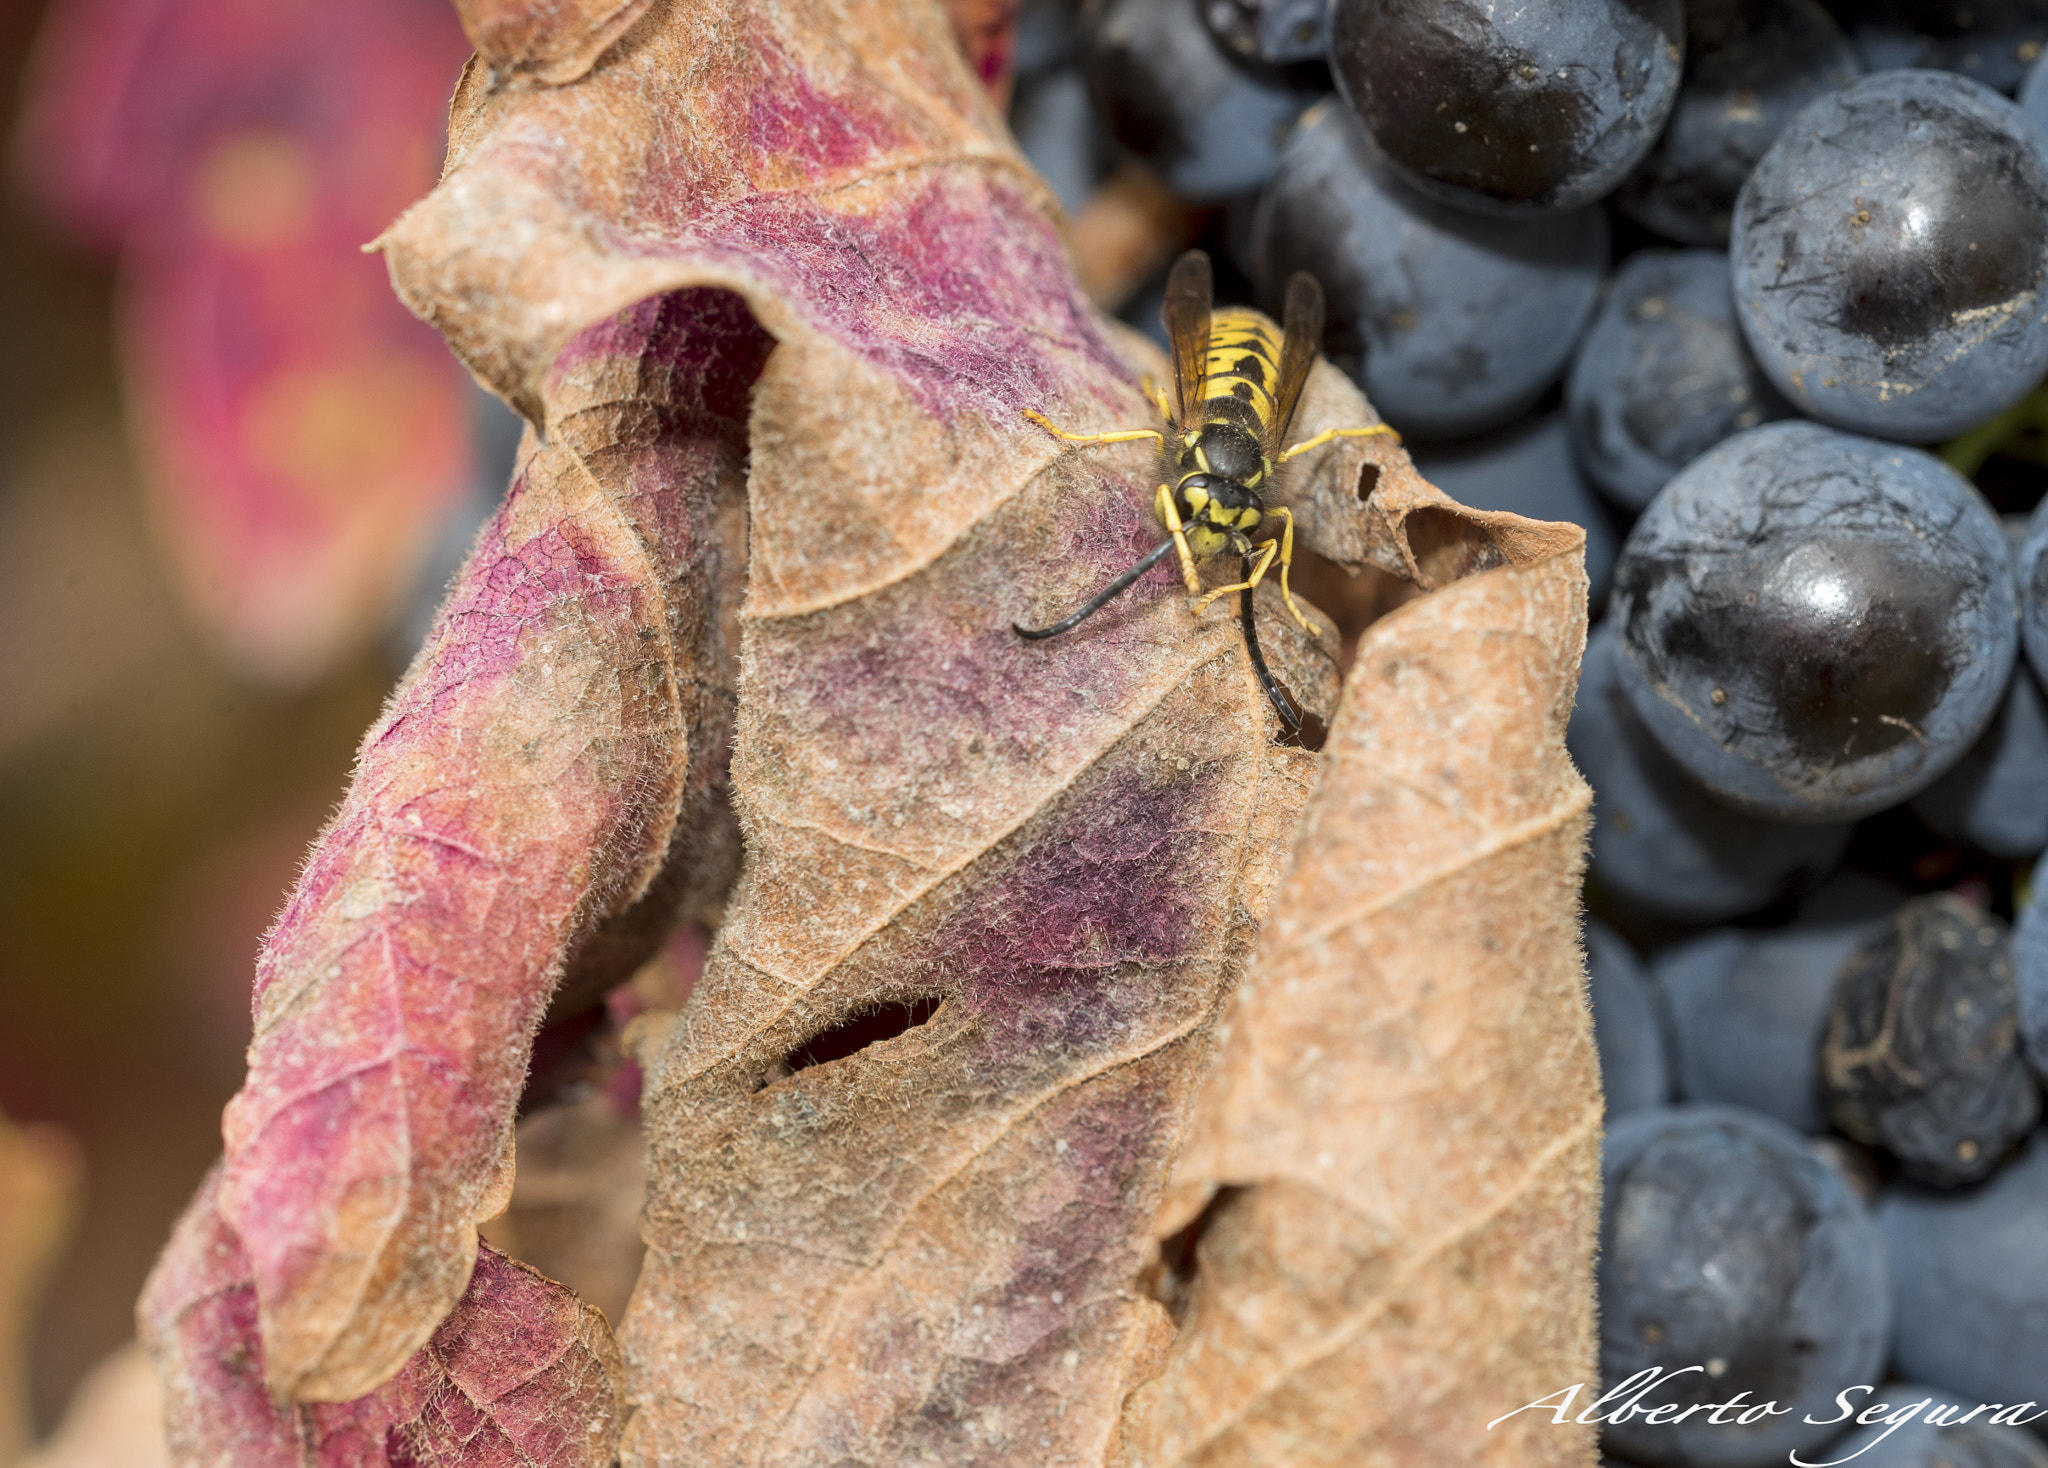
[1201,308,1285,440]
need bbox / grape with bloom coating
[1731,69,2048,442]
[1610,421,2017,822]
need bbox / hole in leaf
[1404,505,1506,588]
[1277,706,1328,753]
[1355,461,1382,503]
[755,996,944,1090]
[1141,1185,1245,1325]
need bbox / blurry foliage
[0,0,419,1433]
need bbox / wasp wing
[1162,250,1213,431]
[1266,270,1325,458]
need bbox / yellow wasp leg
[1023,409,1165,447]
[1191,538,1278,618]
[1152,383,1173,422]
[1256,506,1318,638]
[1153,482,1203,594]
[1277,423,1401,462]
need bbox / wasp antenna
[1015,539,1178,640]
[1237,566,1302,734]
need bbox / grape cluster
[1019,0,2048,1459]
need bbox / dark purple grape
[1566,249,1793,512]
[1012,68,1106,214]
[1654,918,1880,1134]
[1730,69,2048,443]
[2017,490,2048,687]
[2021,40,2048,130]
[1912,503,2048,860]
[1616,0,1862,246]
[1878,1133,2048,1412]
[1569,623,1852,924]
[1411,412,1619,607]
[1599,1105,1893,1468]
[1610,421,2018,822]
[1910,663,2048,858]
[1327,0,1683,216]
[1588,919,1672,1118]
[1199,0,1326,66]
[1250,102,1608,439]
[1081,0,1326,201]
[2011,870,2048,1078]
[1846,0,2048,96]
[1820,895,2038,1185]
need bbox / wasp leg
[1023,409,1164,447]
[1190,537,1277,617]
[1257,506,1318,639]
[1153,482,1204,595]
[1277,423,1401,462]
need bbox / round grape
[1610,421,2018,822]
[1251,101,1608,439]
[1617,0,1861,247]
[1082,0,1326,201]
[1327,0,1683,216]
[1569,623,1852,924]
[1566,249,1793,513]
[1731,69,2048,443]
[1600,1105,1893,1468]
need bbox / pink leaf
[213,288,753,1400]
[140,1166,623,1467]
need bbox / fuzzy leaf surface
[207,285,750,1400]
[140,1168,622,1467]
[1116,468,1601,1467]
[140,0,1609,1453]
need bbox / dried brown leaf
[452,0,655,87]
[208,288,748,1403]
[1116,464,1599,1467]
[311,0,1601,1457]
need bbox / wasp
[1014,250,1396,733]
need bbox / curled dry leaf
[208,286,749,1399]
[361,0,1598,1463]
[1117,467,1600,1467]
[451,0,655,87]
[140,1167,622,1467]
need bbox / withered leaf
[209,287,749,1400]
[451,0,655,88]
[1117,467,1600,1467]
[141,1167,623,1467]
[369,0,1599,1464]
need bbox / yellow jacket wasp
[1015,249,1396,733]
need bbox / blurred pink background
[0,0,512,1435]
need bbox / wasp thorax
[1181,421,1265,485]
